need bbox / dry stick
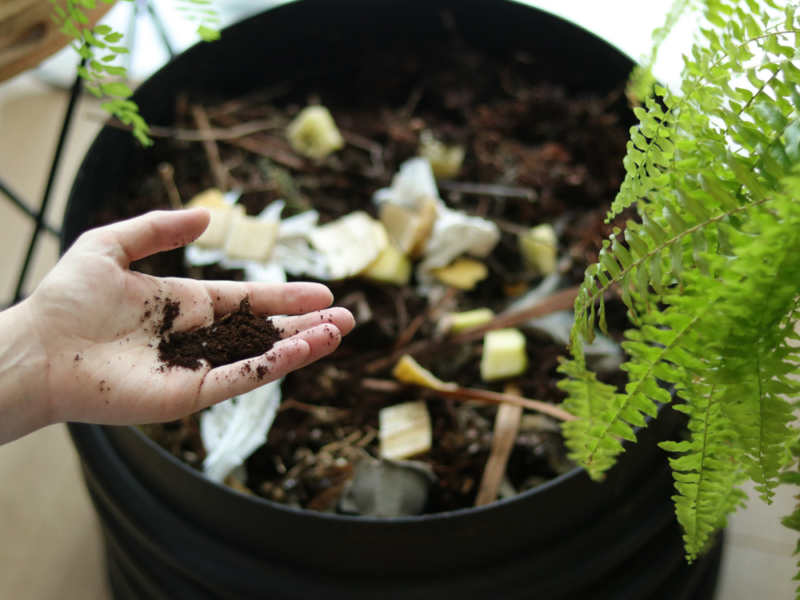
[208,84,292,117]
[213,112,306,170]
[158,163,183,210]
[364,285,581,374]
[278,398,350,422]
[438,181,537,201]
[98,116,282,141]
[474,383,524,507]
[438,388,574,422]
[359,379,575,422]
[340,130,385,176]
[393,286,458,351]
[223,136,306,170]
[192,105,229,192]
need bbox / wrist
[0,301,51,444]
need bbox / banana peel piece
[224,212,280,262]
[362,243,412,286]
[431,258,488,290]
[379,400,433,461]
[308,211,388,279]
[519,224,558,276]
[441,308,495,334]
[392,355,458,392]
[186,189,244,249]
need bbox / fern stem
[587,312,702,463]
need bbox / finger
[79,208,210,266]
[201,281,334,318]
[194,323,343,409]
[272,308,355,338]
[196,337,310,409]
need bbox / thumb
[75,208,210,267]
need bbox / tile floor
[0,6,799,598]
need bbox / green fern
[562,0,800,574]
[49,0,221,145]
[48,0,151,145]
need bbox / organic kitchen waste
[102,39,634,516]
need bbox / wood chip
[474,383,524,507]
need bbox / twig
[475,383,524,507]
[278,398,350,422]
[192,105,229,192]
[212,113,305,170]
[341,130,385,176]
[400,88,423,122]
[157,163,183,210]
[438,181,537,201]
[364,285,581,374]
[97,115,282,141]
[222,136,306,170]
[438,388,574,422]
[208,84,292,117]
[359,378,575,422]
[453,285,581,340]
[393,286,457,350]
[320,430,363,455]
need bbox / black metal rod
[147,1,176,59]
[13,66,85,303]
[0,178,60,237]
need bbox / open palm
[26,208,353,428]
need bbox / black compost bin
[63,0,725,598]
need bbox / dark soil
[99,35,635,513]
[157,298,282,370]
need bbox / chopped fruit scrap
[223,213,280,262]
[378,195,437,259]
[480,328,529,382]
[431,258,488,290]
[186,189,244,250]
[442,307,495,333]
[379,400,433,460]
[392,355,458,391]
[519,224,558,276]
[308,211,387,279]
[186,188,226,210]
[362,244,412,286]
[286,105,345,160]
[419,130,465,179]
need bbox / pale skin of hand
[0,208,354,445]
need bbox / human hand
[0,208,353,444]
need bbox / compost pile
[157,298,282,372]
[102,37,633,514]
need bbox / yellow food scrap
[286,106,345,160]
[362,244,412,286]
[379,202,422,255]
[223,213,280,262]
[308,211,387,279]
[519,224,558,276]
[419,130,465,179]
[379,401,433,460]
[444,308,495,333]
[392,355,458,391]
[378,195,437,259]
[186,188,226,209]
[187,189,244,249]
[431,258,488,290]
[480,328,529,382]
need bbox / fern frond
[557,355,619,481]
[660,380,747,561]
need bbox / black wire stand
[0,1,175,309]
